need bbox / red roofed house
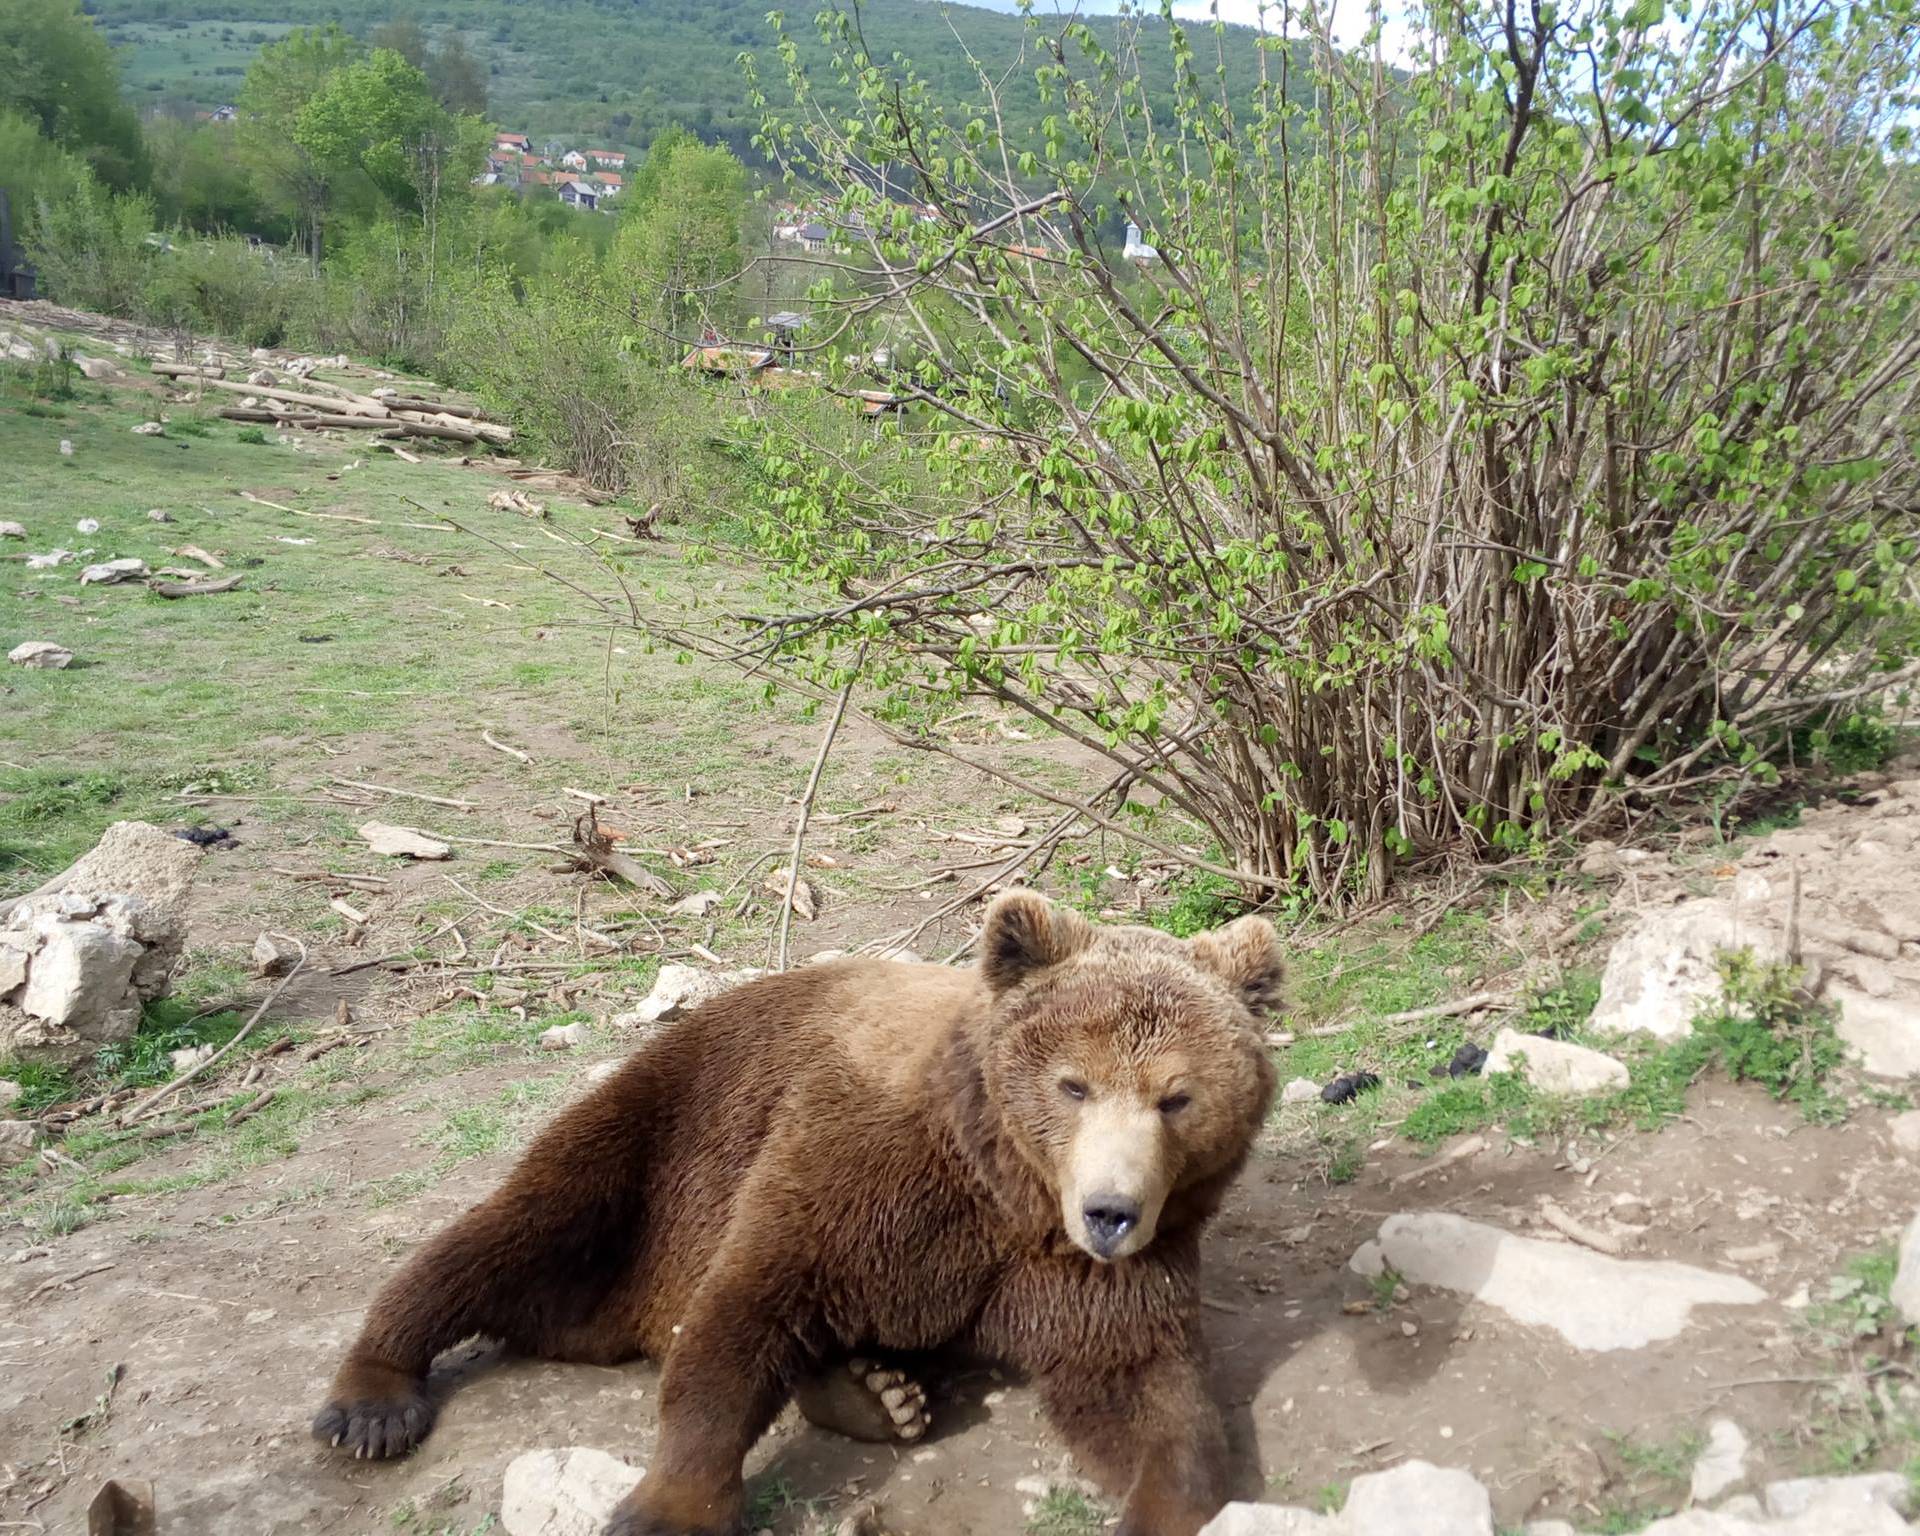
[496,132,532,153]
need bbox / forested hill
[92,0,1282,157]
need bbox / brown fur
[313,891,1280,1536]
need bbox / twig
[226,1087,278,1127]
[440,875,576,948]
[328,909,479,976]
[1379,991,1518,1026]
[27,1262,116,1303]
[332,777,480,810]
[123,937,308,1123]
[434,834,568,853]
[1538,1199,1626,1256]
[778,668,858,970]
[481,730,533,764]
[269,867,391,891]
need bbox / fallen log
[150,573,245,598]
[151,361,227,380]
[381,419,513,446]
[384,395,483,419]
[219,407,395,430]
[179,375,389,416]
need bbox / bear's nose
[1082,1197,1141,1257]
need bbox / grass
[1023,1487,1107,1535]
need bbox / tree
[369,17,429,67]
[729,0,1920,904]
[0,0,147,190]
[615,129,744,342]
[294,49,445,209]
[428,33,488,116]
[237,25,361,264]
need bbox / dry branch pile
[151,362,511,447]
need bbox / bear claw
[847,1358,929,1442]
[312,1390,434,1460]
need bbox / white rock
[1890,1209,1920,1328]
[169,1044,214,1074]
[1888,1110,1920,1159]
[25,549,72,570]
[0,1120,34,1165]
[0,1079,21,1113]
[58,439,72,456]
[1825,987,1920,1079]
[1280,1077,1321,1105]
[1341,1461,1493,1536]
[131,421,164,435]
[358,822,452,860]
[1349,1212,1766,1351]
[1198,1505,1340,1535]
[1689,1418,1749,1503]
[20,917,142,1032]
[75,517,100,534]
[8,641,73,670]
[1482,1028,1629,1096]
[667,890,721,918]
[78,557,149,586]
[612,963,764,1028]
[146,509,172,523]
[1764,1473,1912,1521]
[500,1447,644,1536]
[1590,902,1786,1042]
[75,355,120,380]
[541,1023,588,1051]
[0,521,24,538]
[252,932,299,977]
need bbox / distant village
[473,132,629,212]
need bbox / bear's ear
[1189,915,1285,1014]
[979,889,1094,994]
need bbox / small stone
[1689,1418,1749,1503]
[1762,1470,1912,1519]
[75,517,100,534]
[59,439,73,456]
[25,549,72,570]
[1890,1209,1920,1328]
[168,1044,214,1074]
[612,963,763,1028]
[251,932,299,977]
[78,557,149,586]
[1280,1077,1320,1105]
[0,520,25,538]
[358,822,452,860]
[1340,1460,1491,1535]
[0,1080,21,1114]
[131,421,164,435]
[1483,1028,1629,1096]
[0,1120,35,1165]
[1724,1241,1780,1265]
[8,641,74,670]
[146,509,172,523]
[1400,1320,1418,1337]
[541,1023,588,1051]
[500,1447,644,1536]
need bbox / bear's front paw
[311,1359,435,1460]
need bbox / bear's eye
[1157,1092,1191,1115]
[1058,1078,1088,1102]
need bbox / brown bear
[313,889,1280,1536]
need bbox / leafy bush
[744,0,1920,903]
[28,176,155,315]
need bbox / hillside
[94,0,1282,157]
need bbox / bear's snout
[1080,1195,1142,1258]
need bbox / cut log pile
[151,362,511,448]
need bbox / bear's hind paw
[312,1371,435,1460]
[795,1357,930,1444]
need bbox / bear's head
[977,889,1279,1263]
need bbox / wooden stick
[1538,1199,1627,1256]
[1379,991,1518,1026]
[384,395,483,419]
[123,937,307,1123]
[269,868,391,891]
[150,574,244,598]
[481,731,532,764]
[777,669,857,971]
[331,777,480,811]
[177,374,390,415]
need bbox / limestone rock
[1483,1028,1629,1096]
[252,932,300,977]
[612,963,764,1029]
[1762,1472,1912,1520]
[1590,902,1785,1042]
[1825,987,1920,1079]
[8,641,73,669]
[0,520,25,538]
[1280,1077,1321,1105]
[1890,1209,1920,1329]
[1888,1109,1920,1159]
[541,1023,588,1051]
[1689,1419,1750,1503]
[20,910,143,1032]
[0,1079,21,1114]
[78,558,150,586]
[1349,1212,1765,1351]
[1199,1505,1340,1535]
[358,822,452,860]
[131,421,164,435]
[0,1119,34,1165]
[1339,1461,1493,1536]
[25,549,72,570]
[500,1447,644,1536]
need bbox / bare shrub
[736,0,1920,902]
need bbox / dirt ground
[3,305,1917,1536]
